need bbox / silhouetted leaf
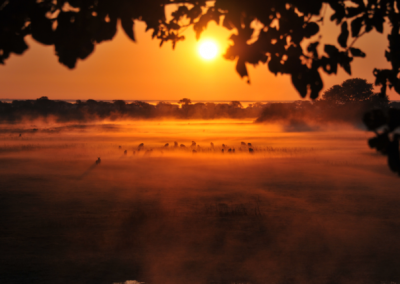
[309,70,323,99]
[346,7,364,18]
[372,10,385,33]
[388,108,400,131]
[304,22,319,38]
[307,41,319,57]
[363,109,387,131]
[9,37,28,55]
[385,50,391,62]
[121,17,135,41]
[351,16,363,37]
[57,53,77,69]
[351,0,365,7]
[393,78,400,94]
[30,8,54,45]
[324,45,339,57]
[291,72,307,98]
[187,5,202,22]
[338,51,352,74]
[338,22,349,48]
[368,133,390,153]
[387,137,400,174]
[171,6,189,20]
[320,56,338,74]
[168,22,181,30]
[222,16,234,30]
[268,56,281,75]
[236,58,248,78]
[330,3,346,24]
[349,47,365,57]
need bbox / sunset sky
[0,13,397,102]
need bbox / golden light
[198,40,219,60]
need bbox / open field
[0,120,399,284]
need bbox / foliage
[321,78,374,104]
[0,98,268,122]
[230,101,243,108]
[1,0,400,100]
[364,108,400,175]
[1,96,394,126]
[178,98,192,105]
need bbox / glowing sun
[198,40,218,60]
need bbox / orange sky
[0,14,398,102]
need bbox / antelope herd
[96,141,313,163]
[112,141,256,159]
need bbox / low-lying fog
[0,120,399,284]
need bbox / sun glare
[198,40,218,60]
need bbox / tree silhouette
[178,98,192,105]
[321,78,374,104]
[230,101,243,108]
[364,107,400,176]
[1,0,400,99]
[368,92,390,107]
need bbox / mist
[2,98,399,136]
[1,119,399,284]
[255,100,400,131]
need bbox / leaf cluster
[1,0,399,99]
[364,107,400,175]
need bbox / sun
[198,40,219,60]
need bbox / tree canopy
[1,0,400,99]
[321,78,374,103]
[178,98,192,105]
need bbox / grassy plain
[0,120,399,284]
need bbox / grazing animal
[241,142,246,146]
[164,143,169,147]
[96,157,101,164]
[210,142,214,149]
[192,149,197,153]
[124,150,127,155]
[174,141,178,147]
[249,148,254,153]
[248,143,252,147]
[192,141,196,147]
[228,148,232,153]
[118,145,122,149]
[222,149,224,153]
[138,143,144,150]
[180,144,186,147]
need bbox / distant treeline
[256,100,400,127]
[1,96,399,126]
[0,97,267,122]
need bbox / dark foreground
[0,121,399,284]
